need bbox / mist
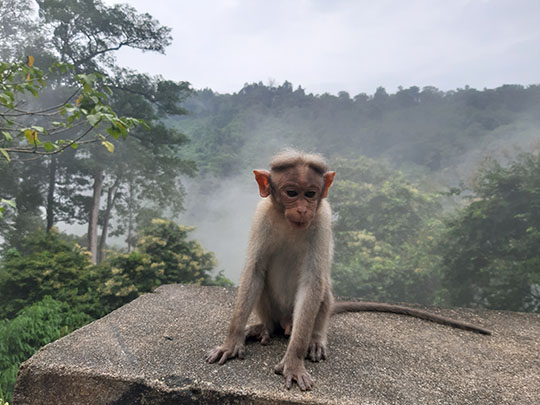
[164,82,540,285]
[178,174,259,283]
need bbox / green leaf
[106,127,121,139]
[67,114,77,124]
[2,198,16,208]
[2,131,13,141]
[43,141,55,152]
[71,142,79,149]
[0,92,13,106]
[31,126,45,133]
[101,141,115,153]
[25,84,39,98]
[87,114,100,127]
[141,120,151,130]
[0,148,11,162]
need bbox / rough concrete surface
[14,284,540,404]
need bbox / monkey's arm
[206,263,265,364]
[206,216,268,365]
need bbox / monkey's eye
[286,190,298,198]
[305,191,316,198]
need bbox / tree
[329,157,443,304]
[33,0,194,262]
[129,218,219,286]
[94,70,194,262]
[331,157,440,245]
[439,151,540,312]
[36,0,171,73]
[1,0,195,263]
[0,59,144,251]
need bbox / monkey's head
[254,150,335,230]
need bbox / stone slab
[14,284,540,404]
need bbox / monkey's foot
[307,340,327,362]
[205,340,245,365]
[280,319,292,337]
[274,358,313,391]
[245,323,271,345]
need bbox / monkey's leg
[307,288,333,362]
[280,319,292,337]
[274,281,323,391]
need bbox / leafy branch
[0,58,148,162]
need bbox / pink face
[272,166,325,230]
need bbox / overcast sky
[105,0,540,96]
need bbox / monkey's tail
[332,301,491,335]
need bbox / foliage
[0,59,145,161]
[0,296,91,403]
[0,221,230,321]
[137,218,217,284]
[174,82,540,181]
[329,157,443,304]
[0,229,101,319]
[0,221,230,400]
[439,151,540,312]
[97,218,231,312]
[331,157,441,244]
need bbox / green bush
[0,229,102,320]
[97,219,232,312]
[0,297,91,403]
[0,220,232,401]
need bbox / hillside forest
[1,0,540,401]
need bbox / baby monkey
[206,149,490,391]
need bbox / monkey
[206,149,491,391]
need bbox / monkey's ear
[322,171,336,198]
[253,170,271,197]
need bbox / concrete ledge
[14,284,540,404]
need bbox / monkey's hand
[274,357,313,391]
[205,338,245,365]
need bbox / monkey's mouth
[290,220,309,229]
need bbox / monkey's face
[272,166,324,230]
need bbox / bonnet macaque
[206,149,490,391]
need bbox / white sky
[106,0,540,96]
